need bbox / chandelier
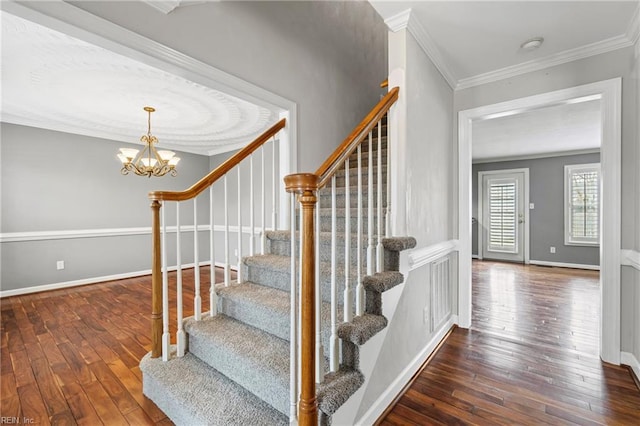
[118,106,180,177]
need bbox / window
[565,163,600,246]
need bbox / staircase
[140,88,415,424]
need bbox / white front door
[481,171,525,262]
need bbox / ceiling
[370,1,637,160]
[370,1,639,89]
[2,2,637,160]
[0,11,279,156]
[472,98,602,162]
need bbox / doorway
[478,169,529,263]
[458,78,622,365]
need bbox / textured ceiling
[0,11,279,156]
[473,99,601,162]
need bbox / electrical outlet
[56,260,65,270]
[550,247,556,254]
[529,203,535,209]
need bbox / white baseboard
[471,254,480,259]
[356,315,456,426]
[621,351,640,383]
[0,261,233,298]
[529,260,600,271]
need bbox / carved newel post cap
[284,173,319,193]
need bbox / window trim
[564,163,600,247]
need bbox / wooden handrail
[315,87,399,188]
[149,118,286,201]
[380,79,388,88]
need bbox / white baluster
[261,146,266,254]
[237,167,243,283]
[385,114,391,238]
[161,205,170,361]
[289,193,298,422]
[224,175,230,286]
[367,132,374,277]
[194,198,201,321]
[209,186,217,316]
[176,203,185,357]
[272,138,278,231]
[376,120,384,273]
[356,144,364,316]
[344,159,352,322]
[315,194,324,384]
[250,154,255,256]
[330,176,339,372]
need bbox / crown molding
[384,8,412,32]
[458,4,640,90]
[384,8,456,89]
[142,1,181,14]
[472,148,600,164]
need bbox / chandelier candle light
[118,106,180,177]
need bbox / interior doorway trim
[1,0,298,229]
[458,78,622,365]
[477,168,530,264]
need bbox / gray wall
[455,45,640,360]
[71,0,389,172]
[0,123,212,291]
[472,153,601,266]
[356,27,456,417]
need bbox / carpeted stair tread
[217,281,290,341]
[337,314,388,345]
[185,315,290,416]
[382,236,417,251]
[317,368,365,416]
[216,280,344,356]
[363,271,405,292]
[140,349,287,426]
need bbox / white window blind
[488,180,517,253]
[565,163,600,246]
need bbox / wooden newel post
[284,173,319,426]
[151,200,162,358]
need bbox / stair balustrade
[148,118,286,361]
[285,87,399,425]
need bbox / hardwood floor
[3,262,639,425]
[380,260,640,425]
[1,267,228,425]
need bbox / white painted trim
[0,260,235,298]
[383,8,456,89]
[472,148,601,164]
[621,352,640,383]
[564,163,601,247]
[458,78,622,364]
[477,168,530,264]
[383,8,411,32]
[471,254,480,259]
[355,316,456,426]
[621,249,640,271]
[141,0,181,14]
[408,240,458,271]
[0,225,262,243]
[529,260,600,271]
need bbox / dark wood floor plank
[380,261,640,425]
[1,266,228,425]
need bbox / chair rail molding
[0,225,261,243]
[407,239,459,271]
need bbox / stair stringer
[328,249,411,425]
